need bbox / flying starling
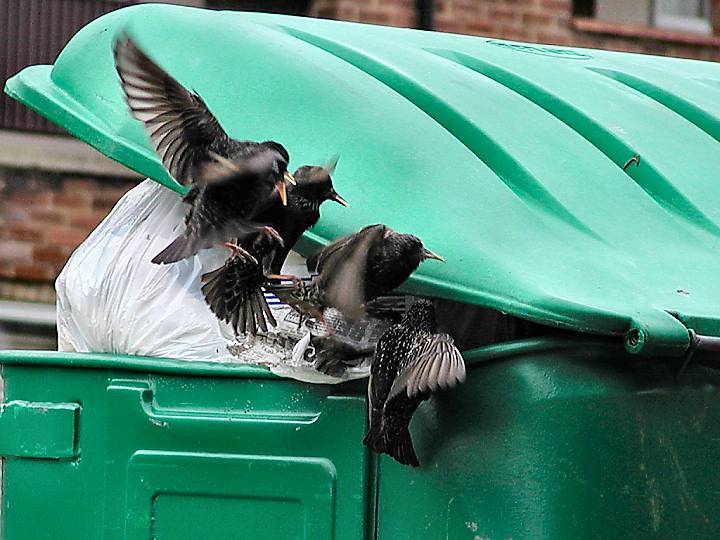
[151,149,289,264]
[252,157,348,273]
[363,299,466,467]
[201,231,290,336]
[113,35,295,189]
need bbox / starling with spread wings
[150,149,288,264]
[113,35,294,189]
[363,299,466,467]
[199,160,348,335]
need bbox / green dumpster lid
[7,4,720,356]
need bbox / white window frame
[652,0,712,34]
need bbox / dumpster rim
[0,336,620,379]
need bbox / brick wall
[310,0,720,62]
[0,167,137,296]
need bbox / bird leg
[265,273,302,284]
[223,242,258,265]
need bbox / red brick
[0,266,16,279]
[33,244,71,265]
[537,32,571,45]
[54,192,92,208]
[11,191,53,205]
[45,227,89,248]
[30,207,66,224]
[464,21,496,35]
[13,263,54,281]
[8,223,44,242]
[540,0,570,8]
[489,8,519,24]
[523,12,554,27]
[358,7,393,24]
[69,210,108,229]
[92,188,132,209]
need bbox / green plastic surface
[0,350,369,540]
[8,5,720,354]
[4,345,720,538]
[0,400,78,459]
[376,345,720,539]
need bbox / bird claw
[223,242,258,265]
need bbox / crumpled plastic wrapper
[226,304,391,383]
[56,179,389,383]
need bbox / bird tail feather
[151,235,194,264]
[386,427,419,467]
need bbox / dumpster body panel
[4,346,720,538]
[376,343,720,539]
[7,5,720,353]
[0,353,368,540]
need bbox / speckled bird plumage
[364,299,466,467]
[201,232,281,335]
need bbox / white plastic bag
[56,180,372,383]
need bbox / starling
[201,231,289,336]
[151,149,289,264]
[113,36,295,188]
[270,224,444,322]
[252,157,348,273]
[363,299,466,467]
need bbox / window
[653,0,711,34]
[574,0,713,35]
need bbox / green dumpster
[5,3,720,538]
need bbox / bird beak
[331,191,349,207]
[422,248,444,262]
[275,180,288,206]
[284,171,296,185]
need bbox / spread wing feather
[114,35,229,186]
[312,225,386,320]
[306,224,386,274]
[387,333,466,401]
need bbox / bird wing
[113,35,229,186]
[307,224,386,273]
[387,333,466,401]
[201,257,276,336]
[314,224,386,320]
